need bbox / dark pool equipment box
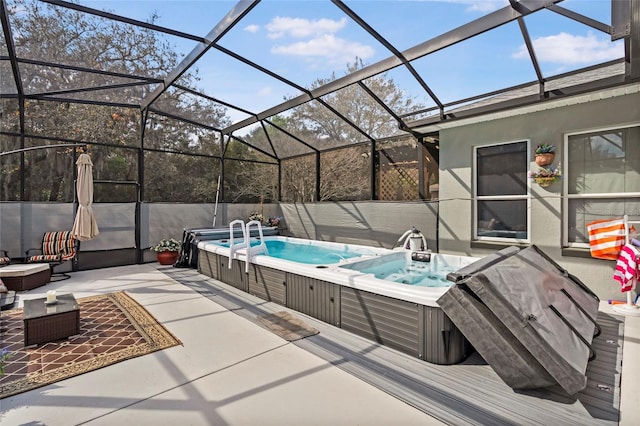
[438,245,600,395]
[23,293,80,346]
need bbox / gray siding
[286,274,341,326]
[421,305,472,365]
[341,287,420,358]
[248,264,286,306]
[197,250,218,280]
[218,256,248,292]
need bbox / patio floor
[1,263,638,425]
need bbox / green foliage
[2,3,430,205]
[535,144,555,154]
[0,348,9,376]
[151,238,181,252]
[234,59,424,202]
[528,165,561,179]
[2,0,230,203]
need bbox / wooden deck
[166,268,623,426]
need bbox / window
[564,124,640,246]
[474,141,529,241]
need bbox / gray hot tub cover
[438,245,600,395]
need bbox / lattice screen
[378,162,419,200]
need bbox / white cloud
[513,32,624,64]
[266,16,347,39]
[244,24,260,33]
[257,86,272,96]
[271,34,375,65]
[438,0,507,13]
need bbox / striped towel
[613,244,639,292]
[587,218,632,260]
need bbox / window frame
[562,122,640,248]
[473,139,531,244]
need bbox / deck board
[166,268,622,426]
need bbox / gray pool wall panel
[422,304,474,365]
[197,249,471,365]
[248,264,287,306]
[286,275,341,327]
[341,287,420,358]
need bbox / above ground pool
[199,235,480,307]
[197,235,482,365]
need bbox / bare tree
[246,59,424,202]
[2,0,229,202]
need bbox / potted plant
[151,238,181,265]
[528,165,561,187]
[534,144,556,166]
[248,211,266,224]
[0,348,9,376]
[267,216,281,228]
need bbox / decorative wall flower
[529,165,561,187]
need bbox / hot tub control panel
[411,251,432,262]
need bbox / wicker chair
[26,231,79,280]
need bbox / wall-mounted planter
[534,176,558,187]
[534,153,555,166]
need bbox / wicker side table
[23,293,80,346]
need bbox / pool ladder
[228,219,268,273]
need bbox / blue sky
[79,0,623,127]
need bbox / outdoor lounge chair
[26,231,78,281]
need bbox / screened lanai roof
[1,0,637,160]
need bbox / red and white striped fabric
[613,244,639,292]
[587,218,629,260]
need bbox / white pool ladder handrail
[244,220,268,273]
[228,219,248,268]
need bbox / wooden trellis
[378,161,419,201]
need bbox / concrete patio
[1,263,638,425]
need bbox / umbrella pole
[212,174,221,228]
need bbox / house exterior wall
[438,87,640,301]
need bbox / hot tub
[197,236,479,365]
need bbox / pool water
[212,237,475,288]
[352,258,455,287]
[336,251,479,288]
[214,239,366,264]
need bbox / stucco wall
[438,86,640,300]
[280,201,438,250]
[0,202,280,259]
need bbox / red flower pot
[534,153,554,166]
[157,251,179,265]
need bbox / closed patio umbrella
[71,153,99,241]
